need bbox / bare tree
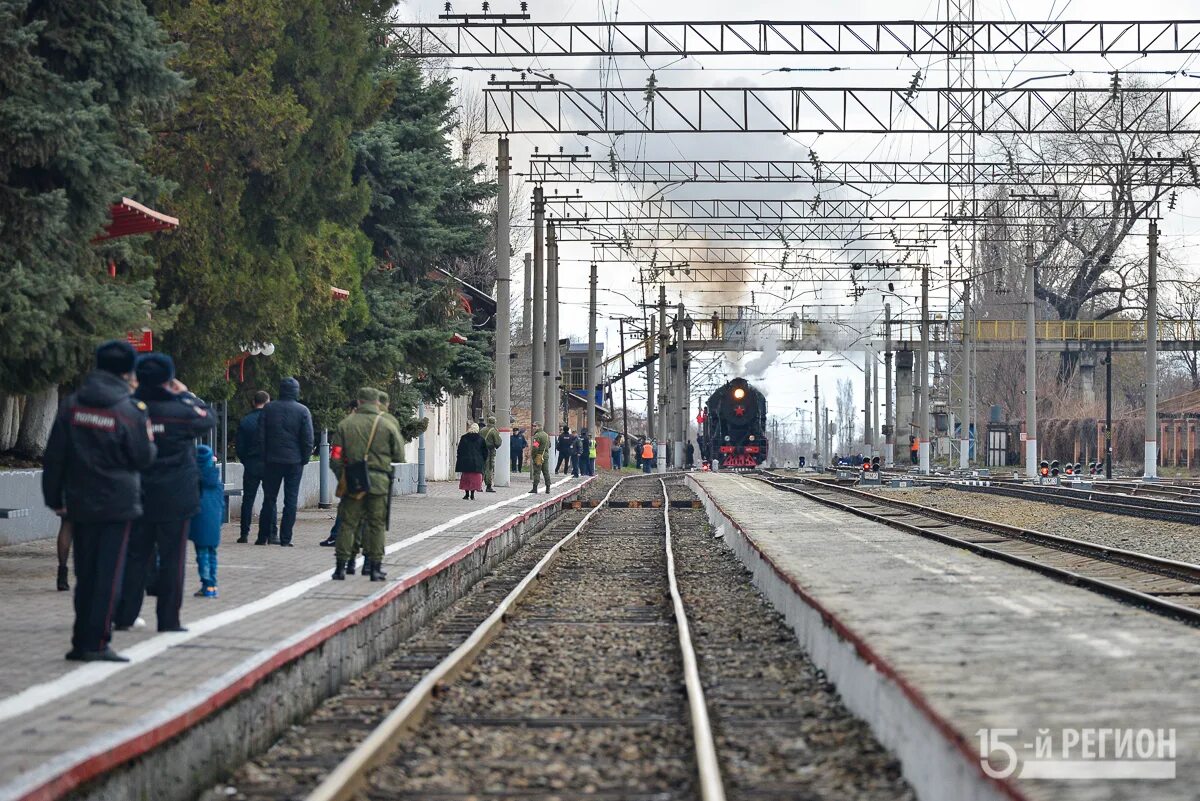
[835,377,856,452]
[1162,276,1200,390]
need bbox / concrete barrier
[0,462,421,546]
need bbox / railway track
[943,480,1200,525]
[755,475,1200,625]
[306,473,723,801]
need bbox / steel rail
[660,478,727,801]
[754,475,1200,625]
[944,481,1200,525]
[307,473,727,801]
[305,476,631,801]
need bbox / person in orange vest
[910,436,919,465]
[641,439,655,473]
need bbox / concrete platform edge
[685,474,1029,801]
[12,477,596,801]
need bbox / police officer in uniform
[331,388,405,581]
[115,354,216,633]
[43,340,156,662]
[481,416,501,492]
[529,422,552,494]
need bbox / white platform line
[0,479,576,725]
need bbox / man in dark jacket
[235,390,269,543]
[258,377,314,546]
[43,340,156,662]
[510,428,526,473]
[555,426,572,474]
[115,353,216,634]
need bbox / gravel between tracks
[669,493,915,801]
[869,486,1200,565]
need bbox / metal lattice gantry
[540,196,1155,223]
[549,221,943,242]
[483,85,1200,135]
[524,157,1200,187]
[394,19,1200,57]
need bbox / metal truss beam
[395,20,1200,57]
[551,221,940,242]
[596,244,927,267]
[541,196,1147,222]
[525,158,1198,186]
[484,85,1200,134]
[636,264,876,283]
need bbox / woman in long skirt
[456,423,488,499]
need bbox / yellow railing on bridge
[967,319,1200,342]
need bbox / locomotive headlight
[748,435,755,441]
[724,435,731,442]
[733,387,746,400]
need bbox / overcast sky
[400,0,1200,443]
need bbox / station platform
[689,473,1200,801]
[0,475,592,801]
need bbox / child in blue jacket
[190,445,224,598]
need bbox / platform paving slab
[0,476,588,801]
[692,473,1200,801]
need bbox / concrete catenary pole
[586,262,598,440]
[814,375,821,468]
[674,302,686,468]
[863,349,873,457]
[872,349,880,460]
[919,262,931,474]
[545,221,559,447]
[657,285,668,473]
[884,303,894,466]
[646,316,656,439]
[1145,219,1159,479]
[530,188,545,432]
[1024,241,1038,479]
[522,253,532,345]
[494,138,512,487]
[959,279,971,470]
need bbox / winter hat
[95,339,137,376]
[135,353,175,387]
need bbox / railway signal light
[871,456,881,473]
[1064,463,1074,476]
[1050,460,1060,477]
[1039,460,1050,477]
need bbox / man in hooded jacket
[115,353,216,634]
[43,340,156,662]
[258,377,314,546]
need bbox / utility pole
[814,375,821,467]
[619,319,630,447]
[545,220,559,445]
[494,137,512,487]
[919,262,931,474]
[1024,240,1038,479]
[530,187,545,431]
[657,285,668,473]
[674,302,686,468]
[1145,219,1159,479]
[1105,346,1114,480]
[646,316,656,439]
[587,262,598,439]
[872,349,880,460]
[522,253,532,344]
[884,303,894,467]
[863,349,873,456]
[959,279,971,470]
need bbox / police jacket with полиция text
[135,384,217,522]
[42,370,156,523]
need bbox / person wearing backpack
[330,388,404,581]
[190,445,224,598]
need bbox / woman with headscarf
[455,422,488,500]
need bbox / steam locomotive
[700,377,769,470]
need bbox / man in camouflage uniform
[331,388,404,581]
[529,421,552,494]
[481,415,502,492]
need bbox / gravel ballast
[875,486,1200,564]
